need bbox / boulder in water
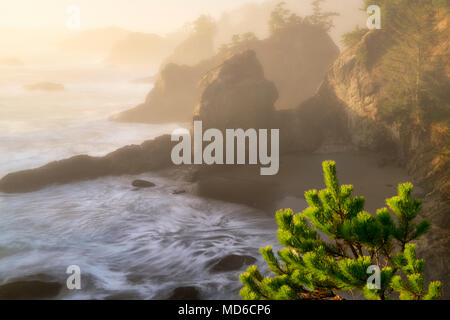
[209,254,256,273]
[172,189,186,195]
[132,179,155,188]
[0,280,62,300]
[167,286,201,300]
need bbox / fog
[3,0,440,301]
[0,0,365,66]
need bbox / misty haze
[0,0,448,302]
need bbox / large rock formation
[255,24,340,110]
[318,29,449,193]
[0,50,329,198]
[0,50,337,195]
[111,62,209,123]
[194,50,278,130]
[189,50,332,206]
[113,23,339,123]
[0,135,174,194]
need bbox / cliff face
[312,29,450,297]
[321,29,449,194]
[192,50,332,154]
[113,25,339,123]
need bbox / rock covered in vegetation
[113,18,339,123]
[254,21,339,109]
[307,26,450,298]
[192,50,335,153]
[194,50,278,130]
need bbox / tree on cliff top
[240,161,442,300]
[372,0,450,125]
[306,0,339,32]
[192,15,217,37]
[165,14,217,66]
[269,1,338,35]
[342,0,450,126]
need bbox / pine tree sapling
[240,161,442,300]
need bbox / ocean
[0,63,277,299]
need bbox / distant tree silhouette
[269,1,338,35]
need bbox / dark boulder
[172,189,186,195]
[0,280,62,300]
[209,255,256,273]
[132,180,155,188]
[167,286,201,300]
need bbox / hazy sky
[0,0,365,61]
[0,0,268,34]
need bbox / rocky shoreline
[1,31,448,298]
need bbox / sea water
[0,63,277,299]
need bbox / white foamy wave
[0,174,277,299]
[0,64,275,300]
